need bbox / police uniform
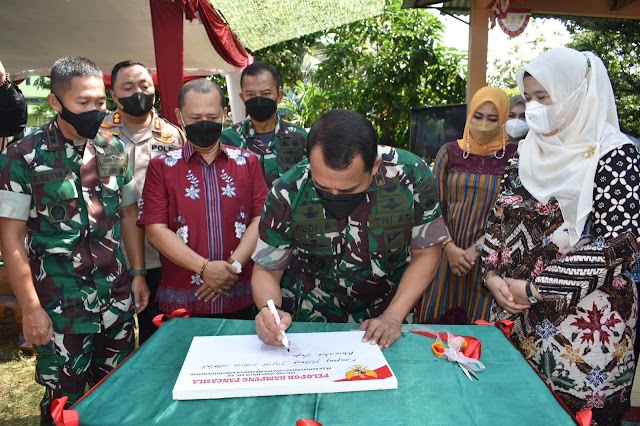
[252,145,447,323]
[101,111,184,343]
[0,119,139,425]
[220,116,307,188]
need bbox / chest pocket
[292,214,341,278]
[30,169,79,224]
[368,193,414,271]
[276,135,305,173]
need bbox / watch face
[528,295,538,304]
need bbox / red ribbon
[411,330,482,360]
[51,397,79,426]
[473,319,514,336]
[296,420,324,426]
[152,308,191,328]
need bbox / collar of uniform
[44,118,72,151]
[241,114,282,138]
[183,140,229,163]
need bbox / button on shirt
[138,142,268,315]
[102,112,184,269]
[0,119,140,334]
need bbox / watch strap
[525,280,538,304]
[129,268,147,277]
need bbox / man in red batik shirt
[138,79,267,318]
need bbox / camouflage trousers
[35,319,134,425]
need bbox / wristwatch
[475,242,485,253]
[227,257,243,272]
[525,280,538,304]
[129,268,147,277]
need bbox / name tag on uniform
[97,153,128,177]
[29,168,73,185]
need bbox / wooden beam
[524,0,640,19]
[467,2,490,102]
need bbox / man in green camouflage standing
[253,109,447,349]
[0,56,148,425]
[220,61,307,188]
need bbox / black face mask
[56,96,106,140]
[184,120,223,149]
[244,96,277,122]
[117,92,155,117]
[316,187,367,220]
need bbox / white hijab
[516,48,630,246]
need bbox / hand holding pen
[267,299,290,351]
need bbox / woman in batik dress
[483,48,640,425]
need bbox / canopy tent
[402,0,640,100]
[1,0,252,124]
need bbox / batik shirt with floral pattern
[484,145,640,422]
[138,142,268,314]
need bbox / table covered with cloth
[71,318,575,425]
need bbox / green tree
[565,19,640,135]
[310,0,466,148]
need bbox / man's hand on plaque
[256,306,292,347]
[358,313,402,349]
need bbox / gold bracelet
[199,259,210,276]
[441,239,453,249]
[482,271,497,287]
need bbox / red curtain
[150,0,184,126]
[150,0,252,126]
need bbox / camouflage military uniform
[220,116,307,188]
[102,111,184,343]
[0,119,139,425]
[252,145,447,323]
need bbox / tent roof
[1,0,244,80]
[213,0,386,51]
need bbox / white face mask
[525,100,558,135]
[505,119,529,139]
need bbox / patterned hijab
[516,48,630,245]
[457,86,510,156]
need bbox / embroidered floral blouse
[138,143,268,314]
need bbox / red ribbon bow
[52,397,79,426]
[152,308,191,329]
[411,330,482,359]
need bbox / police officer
[103,60,184,344]
[0,56,148,425]
[252,109,447,349]
[221,61,307,189]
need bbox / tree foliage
[252,0,467,148]
[565,19,640,135]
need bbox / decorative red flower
[500,246,513,265]
[571,302,621,346]
[612,275,626,289]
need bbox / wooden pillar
[467,0,491,102]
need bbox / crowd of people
[0,46,638,425]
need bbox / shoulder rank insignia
[113,112,122,124]
[154,117,162,131]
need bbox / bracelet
[199,259,210,276]
[441,239,453,249]
[482,271,497,287]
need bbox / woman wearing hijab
[483,48,640,424]
[506,95,528,143]
[417,86,517,324]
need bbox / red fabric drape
[150,0,184,126]
[183,0,252,69]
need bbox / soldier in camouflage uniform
[103,60,185,344]
[220,61,307,188]
[252,109,447,349]
[0,57,148,425]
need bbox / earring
[463,131,470,159]
[494,126,506,159]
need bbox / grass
[0,317,40,426]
